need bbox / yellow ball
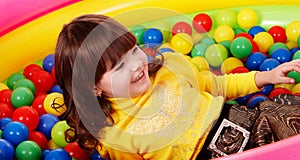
[274,83,294,91]
[292,83,300,94]
[286,21,300,42]
[44,92,67,116]
[237,8,258,28]
[213,25,234,43]
[171,33,193,54]
[221,57,244,74]
[286,40,298,49]
[216,9,237,27]
[190,56,210,71]
[48,139,61,150]
[253,32,274,53]
[0,83,9,91]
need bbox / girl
[54,14,300,159]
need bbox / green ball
[51,120,70,147]
[230,37,252,58]
[0,130,2,138]
[15,140,42,160]
[268,42,289,55]
[219,40,231,51]
[293,50,300,60]
[191,43,208,57]
[200,37,216,46]
[10,87,34,108]
[233,27,245,35]
[7,73,26,90]
[298,35,300,49]
[13,79,36,94]
[287,71,300,83]
[131,25,146,44]
[205,44,228,67]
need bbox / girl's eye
[114,62,124,71]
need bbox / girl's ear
[94,87,102,97]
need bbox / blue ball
[256,84,274,96]
[290,47,300,54]
[36,114,60,140]
[158,47,174,54]
[235,93,254,105]
[270,48,292,63]
[90,151,106,160]
[248,26,266,37]
[49,84,63,94]
[259,58,280,71]
[41,149,51,160]
[0,118,12,130]
[247,94,269,108]
[42,54,55,73]
[3,121,29,146]
[0,139,14,160]
[143,28,163,46]
[44,149,72,160]
[245,52,267,71]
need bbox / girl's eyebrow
[114,62,124,72]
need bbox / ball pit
[1,0,300,160]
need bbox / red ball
[250,40,260,53]
[31,94,47,116]
[12,106,39,131]
[192,13,213,33]
[0,89,13,106]
[172,21,192,36]
[29,131,48,150]
[0,102,14,118]
[235,32,253,40]
[269,88,292,98]
[51,67,57,84]
[23,64,43,80]
[31,71,55,93]
[64,142,90,160]
[230,66,249,74]
[268,26,287,43]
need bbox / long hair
[54,14,164,153]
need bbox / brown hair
[54,14,164,154]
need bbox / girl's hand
[255,59,300,88]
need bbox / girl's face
[96,46,150,98]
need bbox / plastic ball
[143,28,163,46]
[31,94,47,116]
[230,37,252,58]
[51,67,57,84]
[64,142,90,160]
[45,149,72,160]
[13,78,36,94]
[191,43,208,57]
[270,48,292,63]
[31,71,55,93]
[36,114,60,140]
[291,83,300,94]
[6,73,26,90]
[221,57,244,74]
[230,66,249,74]
[246,52,268,71]
[0,118,12,130]
[205,44,228,67]
[0,89,13,106]
[0,139,14,160]
[0,83,9,91]
[247,94,269,108]
[219,40,231,51]
[235,32,253,40]
[23,64,43,80]
[51,120,70,147]
[3,121,29,146]
[253,32,274,53]
[170,33,193,54]
[213,25,235,43]
[43,54,55,73]
[49,84,63,94]
[41,149,51,160]
[256,84,274,96]
[268,42,289,55]
[286,40,298,49]
[44,92,66,116]
[269,88,292,98]
[250,40,259,53]
[10,87,34,108]
[15,140,42,160]
[248,26,266,37]
[172,21,192,36]
[192,13,213,33]
[28,131,48,150]
[268,25,287,43]
[90,151,106,160]
[12,106,39,131]
[290,47,300,54]
[235,93,254,105]
[48,139,61,150]
[237,8,258,28]
[200,37,216,46]
[274,83,294,91]
[292,50,300,60]
[259,58,280,71]
[131,25,146,44]
[0,103,14,118]
[192,32,205,44]
[286,21,300,42]
[233,27,245,35]
[152,21,171,43]
[287,70,300,83]
[215,9,237,27]
[190,56,209,71]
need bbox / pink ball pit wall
[1,0,300,159]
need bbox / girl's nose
[130,59,143,72]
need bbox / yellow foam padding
[1,0,300,82]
